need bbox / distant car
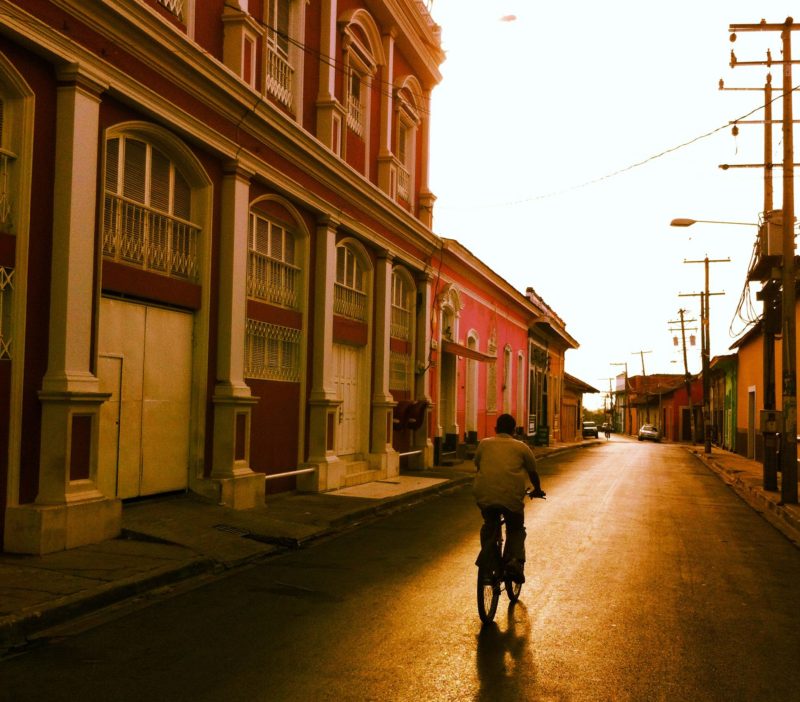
[638,424,661,442]
[582,421,599,438]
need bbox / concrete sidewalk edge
[689,448,800,548]
[0,557,214,652]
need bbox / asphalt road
[3,437,800,701]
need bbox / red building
[0,1,583,554]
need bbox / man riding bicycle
[473,413,545,584]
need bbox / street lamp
[670,218,756,227]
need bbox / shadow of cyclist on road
[475,601,535,701]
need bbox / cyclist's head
[495,413,516,435]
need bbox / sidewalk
[688,444,800,548]
[0,441,584,653]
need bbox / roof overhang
[441,340,495,362]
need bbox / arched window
[390,267,415,394]
[390,269,413,340]
[103,135,199,281]
[334,243,367,321]
[248,210,298,308]
[393,77,422,203]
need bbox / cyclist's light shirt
[473,433,537,512]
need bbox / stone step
[341,468,382,488]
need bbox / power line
[438,83,800,211]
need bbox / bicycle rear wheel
[477,569,500,623]
[505,576,522,603]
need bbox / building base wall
[4,497,121,555]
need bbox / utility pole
[729,17,798,503]
[680,257,728,454]
[611,362,630,434]
[632,350,652,423]
[669,309,698,443]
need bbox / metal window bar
[244,319,301,382]
[247,250,299,308]
[333,282,367,320]
[0,149,16,225]
[103,193,199,281]
[266,43,293,107]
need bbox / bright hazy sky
[428,1,795,409]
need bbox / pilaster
[369,251,398,477]
[304,217,343,491]
[209,162,264,509]
[7,65,120,553]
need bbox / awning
[441,339,496,362]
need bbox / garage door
[98,298,192,499]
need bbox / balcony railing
[347,94,363,135]
[334,282,367,321]
[103,193,199,281]
[156,0,184,21]
[396,162,410,201]
[247,250,299,308]
[391,304,411,340]
[266,43,293,107]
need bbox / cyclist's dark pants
[477,506,526,570]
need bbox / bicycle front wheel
[477,569,499,623]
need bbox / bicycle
[476,489,545,624]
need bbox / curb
[0,557,214,653]
[689,449,800,548]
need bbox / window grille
[248,213,299,308]
[347,72,364,135]
[263,0,293,106]
[391,271,412,340]
[244,319,300,382]
[334,245,366,321]
[396,164,410,201]
[156,0,184,21]
[390,351,411,392]
[103,137,199,281]
[396,122,411,200]
[0,266,14,360]
[266,45,294,107]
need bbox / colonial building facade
[0,0,581,554]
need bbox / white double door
[98,297,192,499]
[333,343,365,458]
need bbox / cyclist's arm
[522,447,542,492]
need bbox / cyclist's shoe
[506,559,525,584]
[530,488,546,499]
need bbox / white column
[6,65,120,554]
[418,88,436,228]
[300,217,342,491]
[415,272,434,467]
[209,162,263,509]
[370,251,397,476]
